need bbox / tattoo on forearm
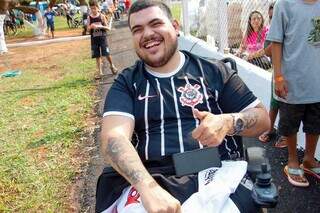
[106,137,146,185]
[243,113,258,130]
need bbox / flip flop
[274,136,288,148]
[284,165,309,187]
[300,164,320,180]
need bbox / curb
[7,35,91,48]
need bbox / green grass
[7,15,81,39]
[0,42,97,211]
[171,2,182,22]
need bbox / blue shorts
[47,22,54,32]
[91,36,110,58]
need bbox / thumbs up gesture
[192,108,233,147]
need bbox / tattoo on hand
[243,113,258,130]
[107,137,145,185]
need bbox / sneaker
[110,65,118,75]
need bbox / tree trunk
[79,0,88,6]
[0,0,10,14]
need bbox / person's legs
[301,103,320,176]
[259,82,278,142]
[106,55,118,74]
[101,39,118,74]
[49,23,55,38]
[303,134,320,167]
[96,57,102,75]
[279,103,309,186]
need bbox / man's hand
[137,181,181,213]
[274,77,288,99]
[192,109,232,146]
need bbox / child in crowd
[258,2,287,148]
[87,0,117,76]
[268,0,320,187]
[44,7,55,39]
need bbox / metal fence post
[217,0,229,52]
[182,0,190,36]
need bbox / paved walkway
[82,19,319,213]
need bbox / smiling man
[98,1,270,213]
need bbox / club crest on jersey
[178,83,203,108]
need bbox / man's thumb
[193,108,208,120]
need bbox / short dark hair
[89,0,99,7]
[128,0,173,28]
[269,2,275,11]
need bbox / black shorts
[47,22,54,32]
[91,37,110,58]
[278,102,320,136]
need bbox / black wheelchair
[95,58,278,212]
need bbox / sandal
[274,136,288,148]
[284,165,309,187]
[258,130,276,143]
[300,164,320,180]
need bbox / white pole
[217,0,229,52]
[182,0,190,36]
[0,14,8,53]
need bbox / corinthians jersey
[103,51,260,161]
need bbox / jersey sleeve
[103,74,135,120]
[218,64,259,113]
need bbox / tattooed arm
[101,115,181,212]
[234,103,270,137]
[192,103,270,147]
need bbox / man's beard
[136,38,178,68]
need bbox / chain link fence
[170,0,274,70]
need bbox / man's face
[129,6,179,68]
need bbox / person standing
[87,0,117,76]
[44,7,56,39]
[267,0,320,187]
[258,2,288,148]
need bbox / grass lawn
[171,2,182,22]
[0,40,97,211]
[6,15,81,39]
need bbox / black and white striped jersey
[103,51,260,161]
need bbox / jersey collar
[145,51,186,78]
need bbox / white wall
[178,35,320,160]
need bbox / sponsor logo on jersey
[178,83,203,108]
[138,94,157,100]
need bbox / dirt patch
[0,39,90,76]
[5,28,83,44]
